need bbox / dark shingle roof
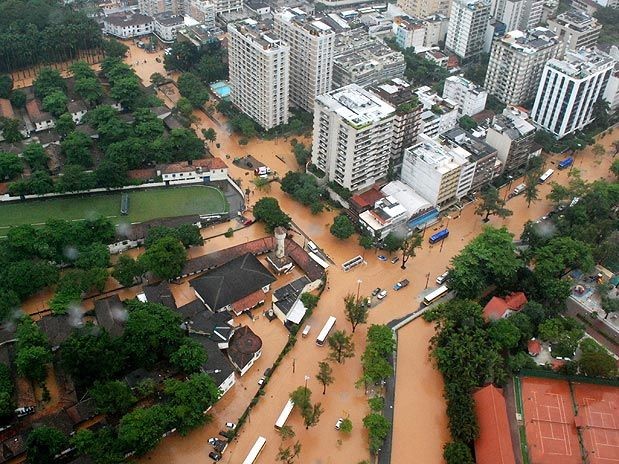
[143,282,177,309]
[36,314,81,348]
[189,334,235,387]
[273,276,311,315]
[66,398,97,425]
[190,253,275,311]
[227,326,261,372]
[93,295,126,337]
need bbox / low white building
[25,99,54,133]
[359,195,409,240]
[416,86,459,137]
[67,100,88,125]
[153,12,184,42]
[442,75,488,116]
[103,13,154,39]
[158,158,228,185]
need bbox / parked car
[393,279,409,291]
[377,290,387,300]
[391,256,399,264]
[372,287,382,297]
[258,376,266,385]
[208,451,222,461]
[213,440,227,453]
[208,437,218,445]
[15,406,35,418]
[377,255,387,261]
[335,418,344,430]
[225,422,236,430]
[435,271,449,285]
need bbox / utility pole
[425,272,430,289]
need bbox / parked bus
[429,229,449,244]
[342,255,363,271]
[423,285,449,306]
[241,436,267,464]
[308,251,330,270]
[274,399,295,429]
[316,316,336,346]
[558,157,574,170]
[539,169,554,183]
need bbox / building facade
[531,49,613,139]
[273,9,335,113]
[311,84,395,192]
[397,0,452,18]
[445,0,491,63]
[228,22,290,130]
[214,0,242,14]
[443,75,488,116]
[185,0,216,29]
[103,13,154,38]
[152,12,184,42]
[416,86,459,136]
[393,16,426,50]
[484,28,561,106]
[547,10,602,53]
[485,106,536,172]
[370,79,423,172]
[138,0,183,16]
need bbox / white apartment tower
[531,49,614,139]
[214,0,242,13]
[445,0,491,63]
[273,9,335,113]
[443,75,488,116]
[312,84,395,192]
[228,22,290,131]
[484,28,561,106]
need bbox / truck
[509,183,526,198]
[393,279,410,291]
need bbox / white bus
[316,316,336,346]
[241,436,267,464]
[274,399,295,429]
[539,169,554,183]
[423,285,449,306]
[308,251,330,270]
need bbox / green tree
[10,90,26,108]
[75,77,104,106]
[0,74,12,98]
[363,413,390,454]
[22,143,48,171]
[300,292,319,312]
[278,425,295,441]
[290,385,312,412]
[578,339,617,378]
[72,428,125,464]
[400,232,423,269]
[110,76,142,110]
[95,160,129,188]
[117,405,172,455]
[339,417,353,433]
[611,159,619,179]
[33,67,66,99]
[383,232,403,253]
[55,112,75,138]
[302,402,323,429]
[202,127,217,144]
[330,215,355,240]
[16,345,51,383]
[70,61,97,80]
[177,72,209,108]
[487,318,521,351]
[0,152,23,180]
[112,255,144,287]
[26,426,68,464]
[61,131,92,167]
[0,363,15,418]
[475,186,513,222]
[277,441,302,464]
[523,172,540,208]
[443,441,474,464]
[253,197,291,232]
[343,293,368,333]
[90,380,136,416]
[327,330,355,364]
[170,338,207,374]
[140,236,186,280]
[315,361,334,394]
[42,89,68,117]
[102,38,129,58]
[0,289,20,324]
[0,117,22,142]
[359,234,374,250]
[150,72,166,87]
[56,165,95,193]
[176,97,194,120]
[458,115,477,131]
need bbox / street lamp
[503,175,514,201]
[356,279,363,302]
[425,272,431,289]
[304,375,310,396]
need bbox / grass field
[0,186,229,229]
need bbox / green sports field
[0,186,229,229]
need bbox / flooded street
[14,41,619,464]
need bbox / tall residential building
[213,0,242,13]
[519,0,543,30]
[443,75,488,116]
[311,84,395,192]
[484,28,561,106]
[485,106,536,172]
[424,14,450,47]
[397,0,451,18]
[416,86,459,137]
[490,0,525,32]
[547,10,602,53]
[392,16,427,50]
[531,49,614,139]
[138,0,182,16]
[401,134,471,207]
[370,78,423,172]
[185,0,216,29]
[228,22,290,131]
[445,0,491,63]
[273,9,335,113]
[332,29,406,89]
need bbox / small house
[226,325,262,376]
[25,99,54,132]
[483,292,528,321]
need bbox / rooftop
[407,135,469,174]
[441,127,497,162]
[189,333,235,387]
[190,253,276,311]
[0,99,14,119]
[229,21,288,53]
[473,385,516,464]
[273,276,311,323]
[552,9,600,30]
[104,13,153,27]
[227,325,262,371]
[25,99,52,123]
[159,157,228,175]
[93,294,126,337]
[317,84,395,129]
[274,8,334,36]
[370,78,420,109]
[36,314,81,348]
[491,108,535,138]
[142,281,177,309]
[483,292,528,321]
[498,27,559,54]
[153,12,184,26]
[546,48,615,78]
[380,180,432,216]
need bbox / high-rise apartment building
[519,0,543,30]
[416,86,459,137]
[397,0,452,18]
[392,16,427,50]
[185,0,216,29]
[484,28,561,106]
[490,0,525,32]
[443,75,488,116]
[547,10,602,53]
[273,9,335,113]
[445,0,491,63]
[485,106,536,172]
[370,78,423,172]
[138,0,183,16]
[213,0,242,14]
[228,22,290,131]
[531,48,614,139]
[311,84,395,192]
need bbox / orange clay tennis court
[522,377,581,464]
[573,383,619,464]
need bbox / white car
[377,290,387,300]
[435,271,449,285]
[225,422,236,430]
[258,376,266,385]
[335,418,344,430]
[208,437,218,445]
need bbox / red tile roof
[0,99,14,119]
[483,292,528,321]
[26,99,49,122]
[160,158,228,175]
[350,187,384,209]
[128,168,157,180]
[528,338,541,356]
[230,288,265,315]
[474,385,516,464]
